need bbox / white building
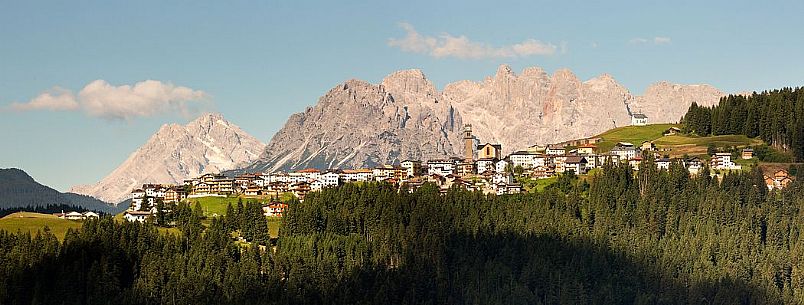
[563,156,588,174]
[656,158,672,170]
[546,145,566,156]
[710,153,741,170]
[495,159,510,174]
[321,172,340,187]
[611,146,638,161]
[341,169,374,182]
[427,160,455,176]
[631,113,648,126]
[509,151,541,169]
[124,210,150,223]
[476,158,496,174]
[400,160,422,178]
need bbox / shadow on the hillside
[282,231,780,305]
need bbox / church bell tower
[463,124,473,163]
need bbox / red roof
[296,168,321,173]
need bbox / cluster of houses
[122,120,797,222]
[765,169,794,190]
[53,210,100,220]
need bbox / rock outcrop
[70,113,265,204]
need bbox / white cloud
[8,80,209,121]
[629,36,672,45]
[10,87,78,111]
[388,22,560,59]
[629,37,649,45]
[653,36,671,45]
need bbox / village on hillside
[123,114,795,222]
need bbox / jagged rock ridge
[70,113,265,204]
[240,65,727,173]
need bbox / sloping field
[0,212,82,240]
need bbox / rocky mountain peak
[70,113,265,204]
[382,69,436,98]
[495,64,514,78]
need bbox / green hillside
[0,212,82,241]
[595,124,677,152]
[595,124,765,159]
[653,134,763,158]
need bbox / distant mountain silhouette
[0,168,119,213]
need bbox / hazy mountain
[0,168,117,213]
[70,113,265,204]
[239,65,725,173]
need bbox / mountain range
[68,65,727,203]
[239,65,725,173]
[70,113,265,204]
[0,168,117,213]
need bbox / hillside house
[262,202,288,217]
[611,145,638,161]
[710,153,741,170]
[531,166,555,179]
[476,158,496,174]
[629,156,643,170]
[321,171,341,187]
[510,151,541,169]
[400,160,423,178]
[686,157,704,175]
[641,141,656,151]
[244,186,263,196]
[765,169,794,190]
[742,149,754,159]
[577,144,596,155]
[663,127,681,136]
[631,113,648,126]
[493,159,509,174]
[545,145,566,155]
[427,160,455,176]
[124,210,150,223]
[656,158,672,170]
[564,156,588,174]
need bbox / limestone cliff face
[242,70,463,174]
[443,66,636,154]
[70,113,265,204]
[242,65,726,172]
[631,81,724,124]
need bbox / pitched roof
[565,156,587,164]
[632,113,648,119]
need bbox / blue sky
[2,0,803,191]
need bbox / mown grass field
[184,194,293,217]
[595,124,678,152]
[594,124,766,160]
[653,134,763,158]
[0,212,82,241]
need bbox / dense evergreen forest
[683,87,804,161]
[2,159,804,304]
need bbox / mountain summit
[239,65,724,173]
[70,113,265,204]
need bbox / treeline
[0,204,103,218]
[683,87,804,160]
[2,160,804,304]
